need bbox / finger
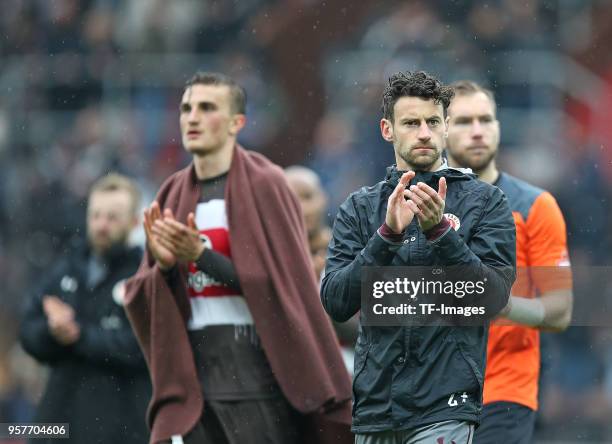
[152,222,181,244]
[391,177,409,205]
[156,232,179,253]
[164,218,192,234]
[438,177,447,201]
[143,211,153,237]
[417,182,444,206]
[150,202,161,221]
[164,208,176,221]
[399,171,415,186]
[416,211,428,226]
[42,299,53,314]
[406,199,420,215]
[410,186,437,212]
[404,188,424,206]
[143,209,150,228]
[187,213,198,231]
[143,220,154,242]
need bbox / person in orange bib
[445,80,573,443]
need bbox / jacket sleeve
[71,310,147,369]
[321,194,402,322]
[429,186,516,317]
[19,266,71,364]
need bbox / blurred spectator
[285,165,358,374]
[19,174,150,444]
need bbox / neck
[447,155,499,184]
[474,161,499,184]
[193,141,235,180]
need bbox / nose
[471,119,483,138]
[187,107,200,125]
[417,121,431,141]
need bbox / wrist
[424,217,451,241]
[379,222,405,243]
[158,261,174,273]
[192,240,206,262]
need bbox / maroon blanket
[125,146,352,443]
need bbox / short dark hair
[450,80,497,114]
[185,71,247,114]
[382,71,454,121]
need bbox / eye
[200,103,217,112]
[427,118,440,126]
[453,117,471,125]
[180,104,191,113]
[403,120,419,127]
[480,115,494,123]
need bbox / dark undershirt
[187,172,280,401]
[194,173,241,291]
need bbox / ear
[380,118,394,142]
[444,116,450,138]
[229,114,246,136]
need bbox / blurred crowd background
[1,0,611,442]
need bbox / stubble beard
[398,146,441,172]
[89,232,128,257]
[453,148,497,174]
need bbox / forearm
[196,249,241,291]
[72,324,146,368]
[428,227,514,317]
[19,318,68,363]
[322,228,401,322]
[502,290,572,330]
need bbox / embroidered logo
[60,275,78,293]
[444,213,461,231]
[112,279,126,306]
[200,233,213,249]
[101,314,122,330]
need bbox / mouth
[467,145,489,151]
[186,131,202,139]
[412,146,434,153]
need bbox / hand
[43,296,74,323]
[143,202,177,271]
[48,318,81,345]
[152,210,205,263]
[43,296,81,345]
[385,171,419,234]
[404,177,447,232]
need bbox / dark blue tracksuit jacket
[321,165,516,433]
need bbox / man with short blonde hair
[446,80,573,443]
[20,173,149,443]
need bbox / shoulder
[496,172,546,220]
[241,150,287,187]
[451,174,503,203]
[339,181,387,217]
[156,164,193,200]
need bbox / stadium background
[0,0,611,442]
